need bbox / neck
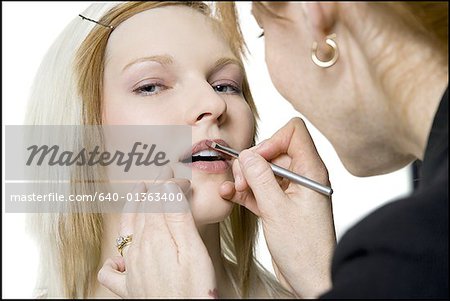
[92,214,236,298]
[346,3,448,161]
[389,49,448,160]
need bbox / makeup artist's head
[26,2,260,297]
[251,2,448,176]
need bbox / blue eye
[213,84,242,95]
[133,84,167,96]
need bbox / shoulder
[324,169,448,298]
[339,167,448,253]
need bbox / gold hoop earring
[311,33,339,68]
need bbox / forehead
[105,6,235,67]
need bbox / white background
[2,2,412,298]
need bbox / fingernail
[132,181,146,193]
[235,173,242,186]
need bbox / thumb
[238,150,286,210]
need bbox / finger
[133,202,145,249]
[252,117,314,158]
[143,180,167,215]
[160,183,199,245]
[252,118,329,186]
[270,153,292,170]
[219,181,236,200]
[119,182,146,258]
[129,181,149,234]
[140,181,172,246]
[234,155,286,191]
[232,159,248,192]
[131,181,167,249]
[97,257,127,297]
[220,181,261,216]
[252,117,321,171]
[154,164,175,182]
[151,165,193,202]
[232,190,261,216]
[121,182,146,236]
[238,149,286,211]
[152,161,192,195]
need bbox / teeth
[192,150,221,157]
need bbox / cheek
[229,100,255,147]
[102,80,140,124]
[264,38,291,97]
[102,91,179,125]
[189,179,235,225]
[102,72,182,125]
[263,27,310,104]
[103,104,169,125]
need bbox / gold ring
[116,234,133,256]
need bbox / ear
[300,2,338,42]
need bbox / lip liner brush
[207,141,333,197]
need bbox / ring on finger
[116,234,133,256]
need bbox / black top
[321,87,449,299]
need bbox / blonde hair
[26,1,290,298]
[356,2,448,110]
[384,2,448,57]
[254,2,447,58]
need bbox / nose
[186,81,227,126]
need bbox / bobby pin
[79,14,114,30]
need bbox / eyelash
[212,82,242,95]
[258,31,264,38]
[133,83,167,96]
[133,82,242,96]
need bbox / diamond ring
[116,234,133,256]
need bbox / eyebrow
[208,57,245,78]
[122,55,244,76]
[122,55,174,73]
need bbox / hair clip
[79,14,114,30]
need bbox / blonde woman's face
[102,6,254,225]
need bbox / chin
[188,172,234,226]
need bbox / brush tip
[206,140,217,149]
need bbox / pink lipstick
[179,139,232,173]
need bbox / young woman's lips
[181,139,232,173]
[185,160,231,173]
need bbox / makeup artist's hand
[97,174,218,298]
[220,117,336,298]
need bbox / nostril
[197,113,210,121]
